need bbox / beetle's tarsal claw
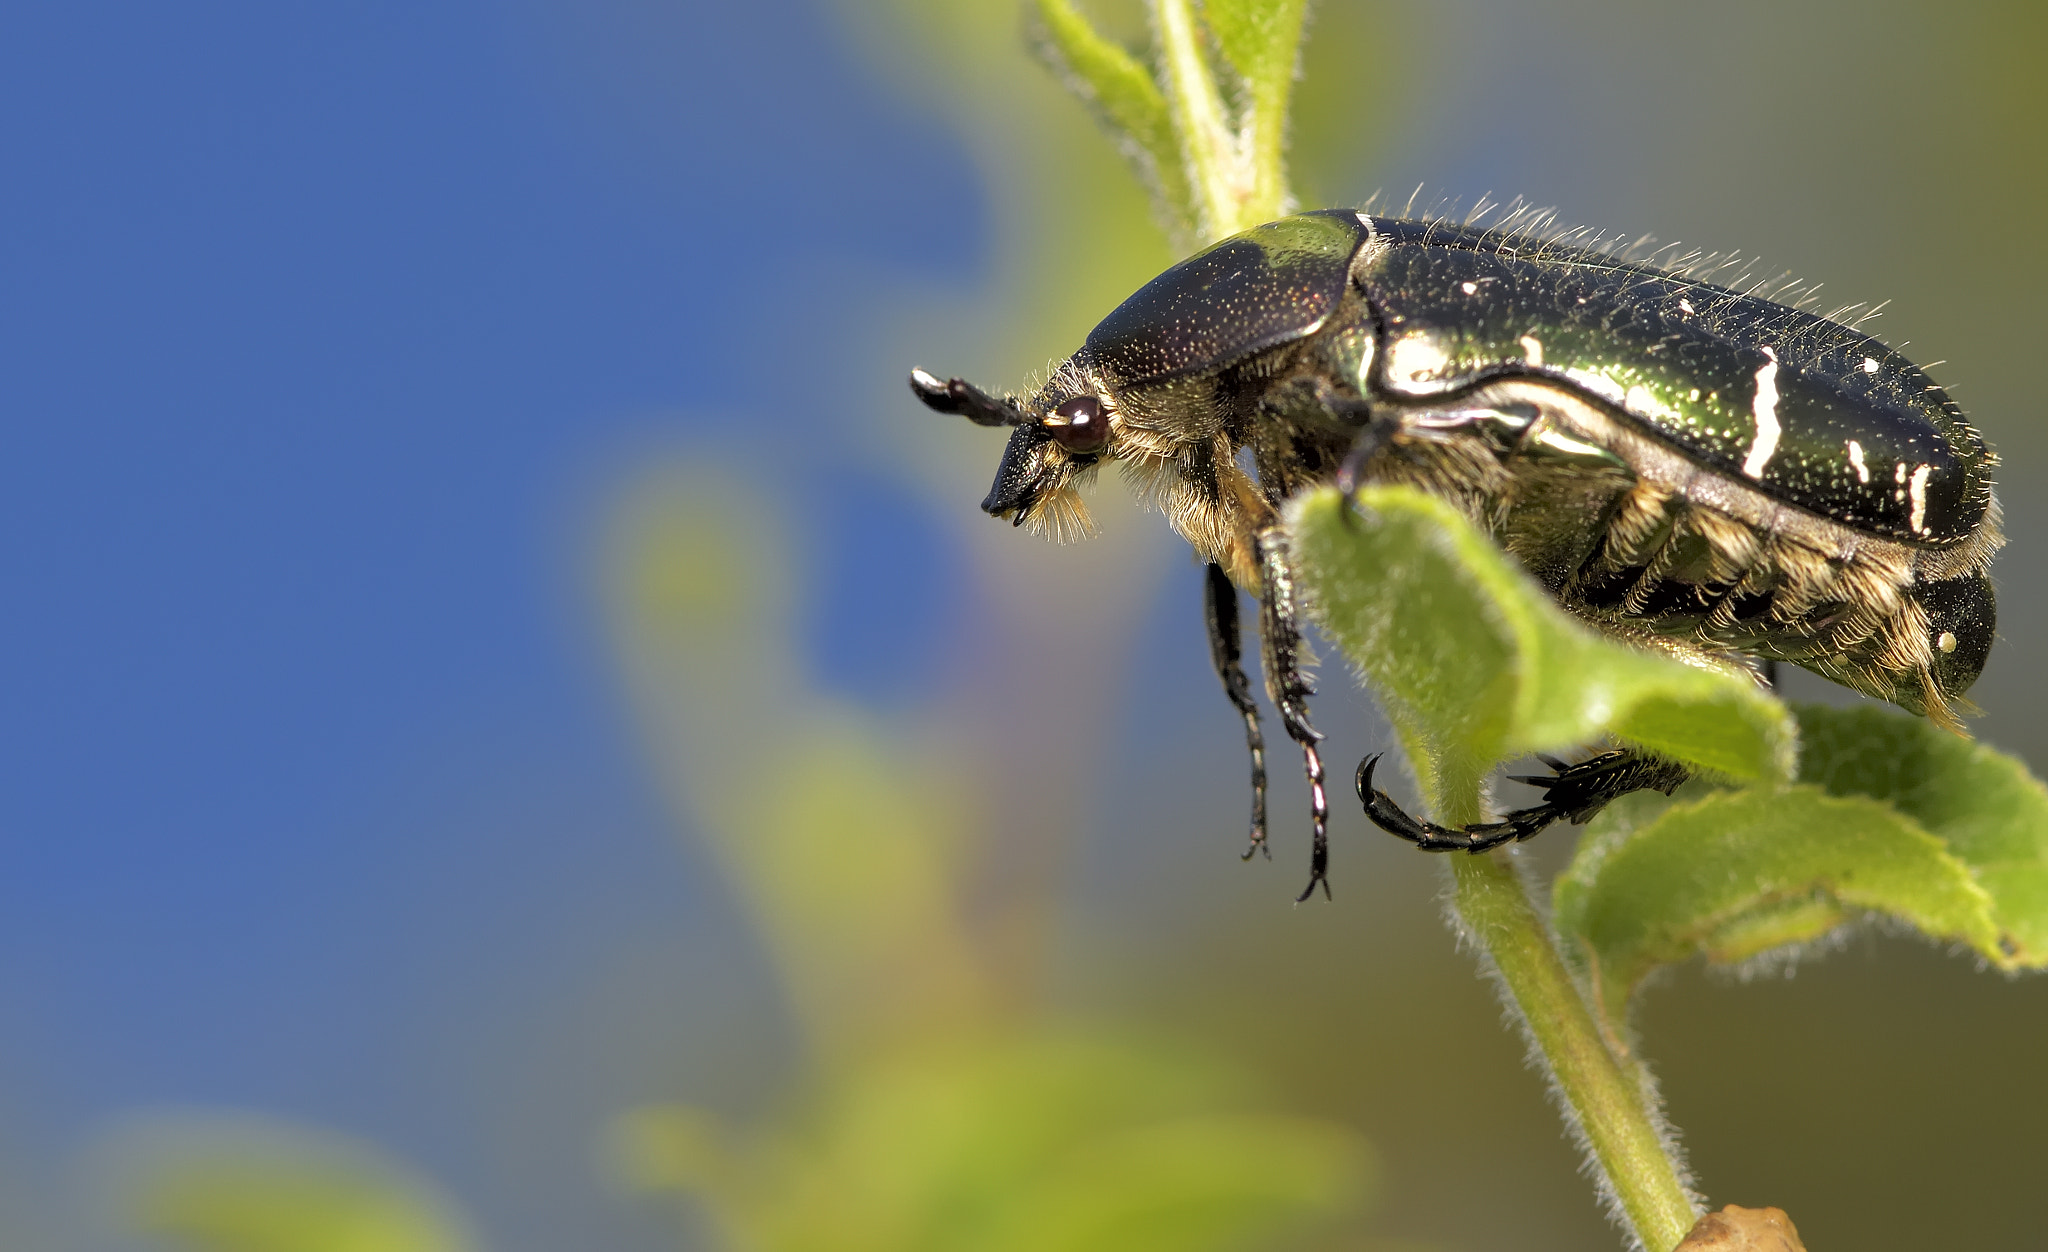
[908,369,1021,428]
[1291,740,1331,901]
[1294,836,1331,902]
[1355,753,1528,853]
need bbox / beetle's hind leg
[1356,749,1691,853]
[1204,562,1270,861]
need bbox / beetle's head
[909,365,1111,542]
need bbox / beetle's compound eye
[1044,394,1109,454]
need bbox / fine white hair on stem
[1439,856,1705,1251]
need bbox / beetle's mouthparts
[909,368,1023,428]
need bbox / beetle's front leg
[1255,525,1330,900]
[1204,562,1269,862]
[1322,393,1401,501]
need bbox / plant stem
[1239,1,1304,224]
[1450,849,1699,1252]
[1152,0,1248,239]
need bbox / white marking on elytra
[1847,439,1869,483]
[1461,281,1478,295]
[1564,368,1625,405]
[1678,298,1695,314]
[1386,334,1451,387]
[1862,356,1881,374]
[1518,334,1544,367]
[1937,630,1958,654]
[1740,345,1782,479]
[1908,463,1932,534]
[1895,461,1908,483]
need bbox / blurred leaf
[613,1033,1370,1252]
[1288,485,1795,814]
[1203,0,1307,85]
[112,1116,476,1252]
[1553,784,2002,1024]
[608,472,992,1054]
[1031,0,1195,238]
[997,1112,1365,1252]
[1794,702,2048,967]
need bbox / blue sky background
[3,3,2043,1250]
[0,2,987,1246]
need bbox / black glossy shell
[1081,211,1369,386]
[1357,216,1994,546]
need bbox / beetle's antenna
[909,368,1024,427]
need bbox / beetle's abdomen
[1358,218,1995,546]
[1359,371,1999,725]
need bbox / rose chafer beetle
[911,209,2002,900]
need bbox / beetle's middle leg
[1255,525,1331,900]
[1356,749,1691,853]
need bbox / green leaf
[1288,485,1796,813]
[1552,785,2003,1024]
[1031,0,1197,239]
[1795,702,2048,968]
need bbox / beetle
[910,207,2002,900]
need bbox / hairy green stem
[1451,849,1699,1251]
[1152,0,1249,239]
[1237,2,1302,223]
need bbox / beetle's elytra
[911,208,2002,899]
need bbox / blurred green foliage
[108,1116,476,1252]
[599,469,1374,1250]
[83,3,2048,1251]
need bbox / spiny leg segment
[1356,749,1692,853]
[1256,527,1330,900]
[1204,562,1269,862]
